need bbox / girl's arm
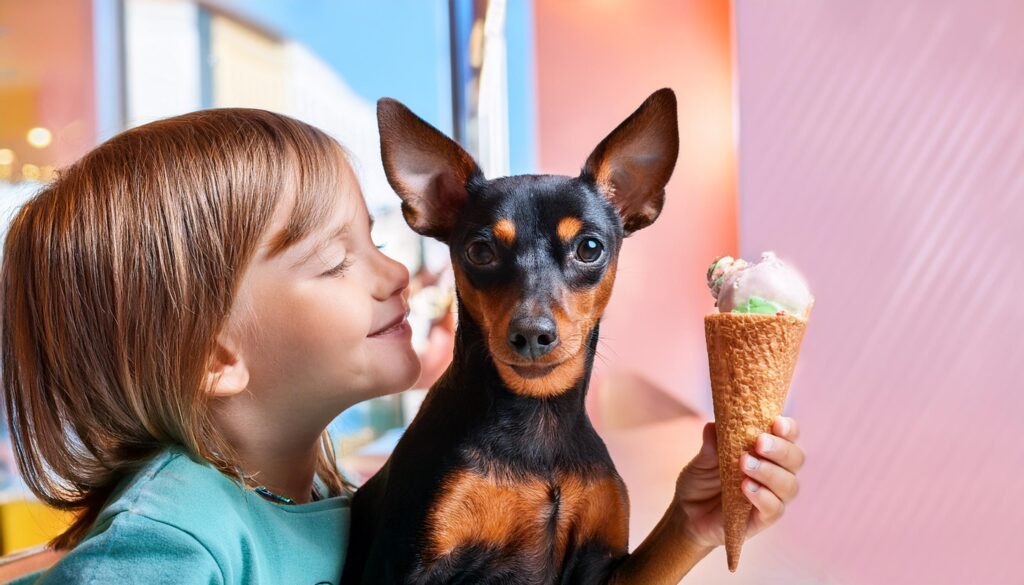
[608,504,714,584]
[608,416,804,583]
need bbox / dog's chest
[419,466,629,575]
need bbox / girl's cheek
[254,262,378,353]
[308,280,374,341]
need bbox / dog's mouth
[504,361,562,379]
[505,362,557,379]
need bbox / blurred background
[0,0,1021,583]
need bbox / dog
[342,88,698,584]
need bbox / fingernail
[744,454,760,471]
[760,433,774,453]
[780,417,790,435]
[747,480,759,492]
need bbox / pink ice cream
[707,251,814,318]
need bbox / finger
[703,421,717,450]
[740,452,800,502]
[695,422,718,459]
[772,416,800,441]
[686,422,719,471]
[742,477,785,524]
[755,432,806,473]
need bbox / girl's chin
[370,348,422,396]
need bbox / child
[1,109,420,583]
[1,108,806,584]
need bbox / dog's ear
[377,98,481,242]
[582,88,679,236]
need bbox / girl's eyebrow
[292,213,375,269]
[321,211,374,248]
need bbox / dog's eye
[575,238,604,263]
[466,240,496,265]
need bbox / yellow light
[21,164,40,181]
[0,149,13,165]
[27,127,52,149]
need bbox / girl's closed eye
[323,257,353,278]
[322,242,387,278]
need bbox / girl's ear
[205,333,250,398]
[377,97,482,243]
[582,88,679,236]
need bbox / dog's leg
[411,544,532,585]
[559,541,626,585]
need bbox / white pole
[476,0,510,179]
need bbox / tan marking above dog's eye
[492,218,516,245]
[557,217,583,241]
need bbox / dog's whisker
[596,337,621,358]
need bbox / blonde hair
[1,108,353,549]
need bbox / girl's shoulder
[26,446,352,584]
[22,446,234,584]
[96,444,351,541]
[93,444,250,532]
[30,508,224,584]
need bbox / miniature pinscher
[343,89,698,584]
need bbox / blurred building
[0,0,542,521]
[0,0,533,441]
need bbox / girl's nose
[374,251,410,301]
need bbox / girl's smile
[367,308,412,339]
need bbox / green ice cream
[729,296,781,314]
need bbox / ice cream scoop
[707,251,813,318]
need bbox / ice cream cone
[704,306,810,572]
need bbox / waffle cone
[704,307,810,572]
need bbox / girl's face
[227,159,420,420]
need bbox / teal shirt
[7,445,351,584]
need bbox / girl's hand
[673,416,805,549]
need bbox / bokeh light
[26,127,52,149]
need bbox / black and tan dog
[343,89,703,584]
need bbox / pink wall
[735,1,1024,583]
[534,0,738,415]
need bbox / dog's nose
[508,316,559,359]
